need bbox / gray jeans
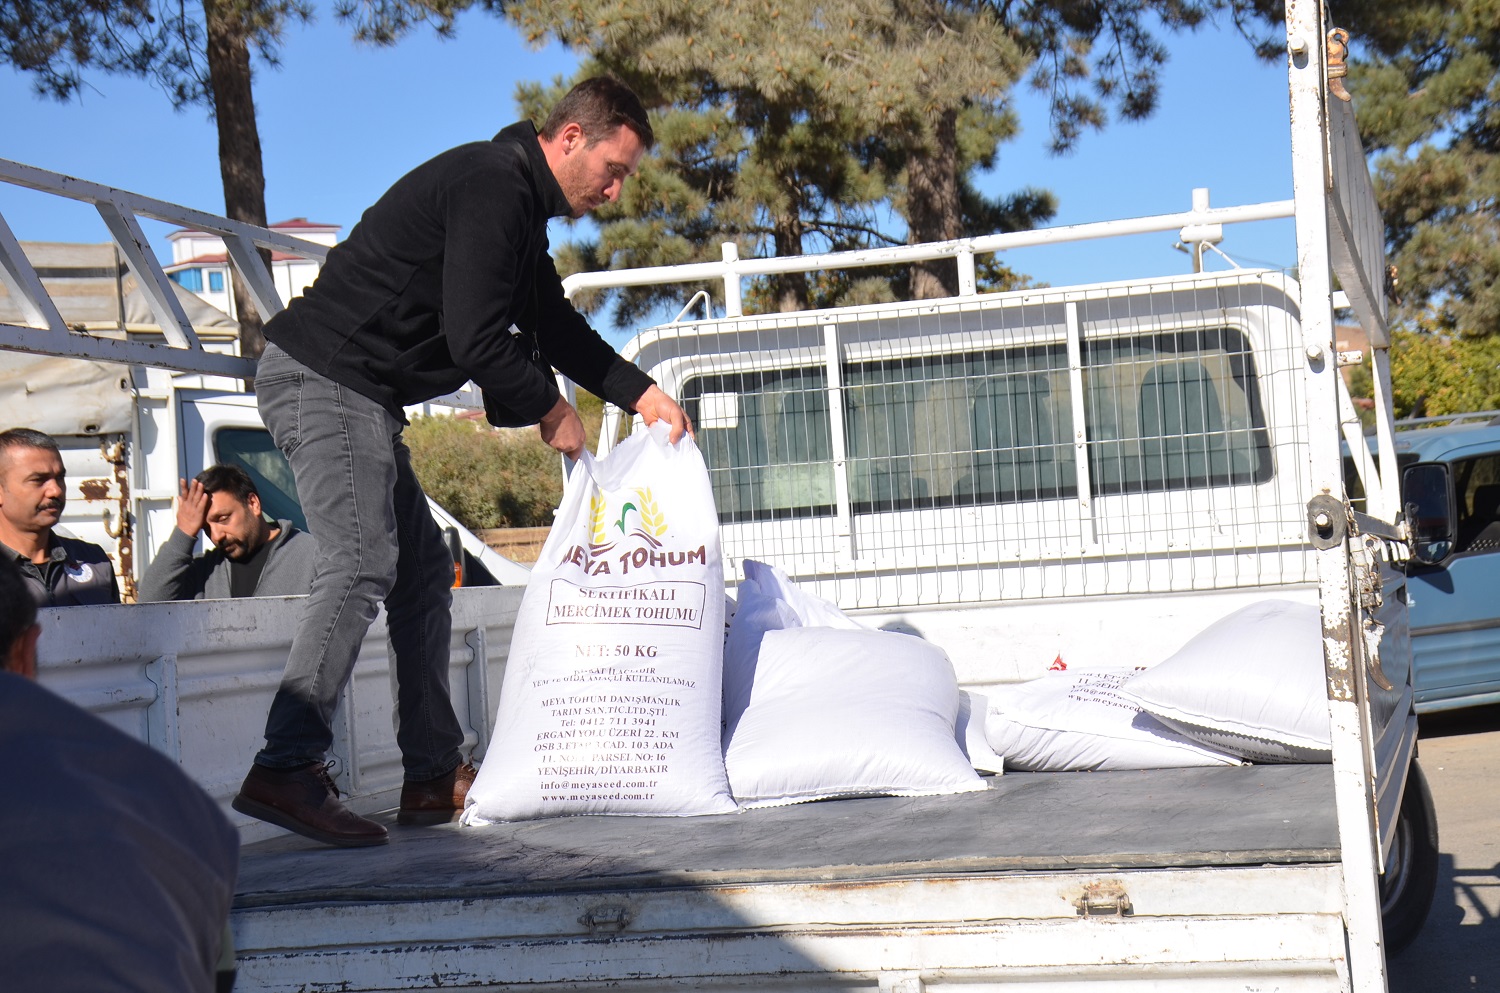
[253,343,464,781]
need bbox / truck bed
[234,763,1338,908]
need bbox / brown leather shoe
[398,762,477,825]
[232,761,389,848]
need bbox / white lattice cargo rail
[602,268,1317,611]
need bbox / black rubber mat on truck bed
[234,763,1338,908]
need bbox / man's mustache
[37,500,64,512]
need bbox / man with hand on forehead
[138,463,317,602]
[236,75,693,847]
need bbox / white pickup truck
[1,3,1434,990]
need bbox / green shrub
[406,417,559,529]
[405,391,610,531]
[1390,329,1500,417]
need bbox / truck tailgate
[233,764,1348,991]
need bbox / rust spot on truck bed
[78,478,111,501]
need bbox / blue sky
[1,11,1295,343]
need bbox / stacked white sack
[722,560,988,805]
[1121,599,1332,763]
[983,668,1243,772]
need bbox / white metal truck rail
[0,157,324,378]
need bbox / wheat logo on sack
[557,486,706,578]
[593,487,668,549]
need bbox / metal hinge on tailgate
[1351,535,1384,615]
[1308,495,1398,693]
[1074,880,1133,917]
[1318,490,1398,694]
[578,905,631,933]
[1350,533,1396,692]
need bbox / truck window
[213,427,310,533]
[845,345,1074,510]
[1085,327,1271,493]
[1344,451,1419,515]
[1453,454,1500,555]
[682,325,1271,522]
[683,367,836,522]
[214,426,504,586]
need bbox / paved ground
[1388,703,1500,992]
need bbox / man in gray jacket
[139,463,317,602]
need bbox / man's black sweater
[263,121,653,424]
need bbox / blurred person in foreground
[0,553,240,991]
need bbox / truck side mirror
[1402,462,1456,566]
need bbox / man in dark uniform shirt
[234,76,693,847]
[0,428,119,607]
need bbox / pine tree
[1345,0,1500,337]
[499,0,1063,320]
[500,0,1228,319]
[1227,0,1500,336]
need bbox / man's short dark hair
[0,554,37,661]
[0,427,62,463]
[540,76,655,151]
[195,464,258,504]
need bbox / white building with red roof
[165,218,340,317]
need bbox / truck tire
[1380,759,1439,954]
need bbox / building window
[208,270,225,292]
[170,269,204,292]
